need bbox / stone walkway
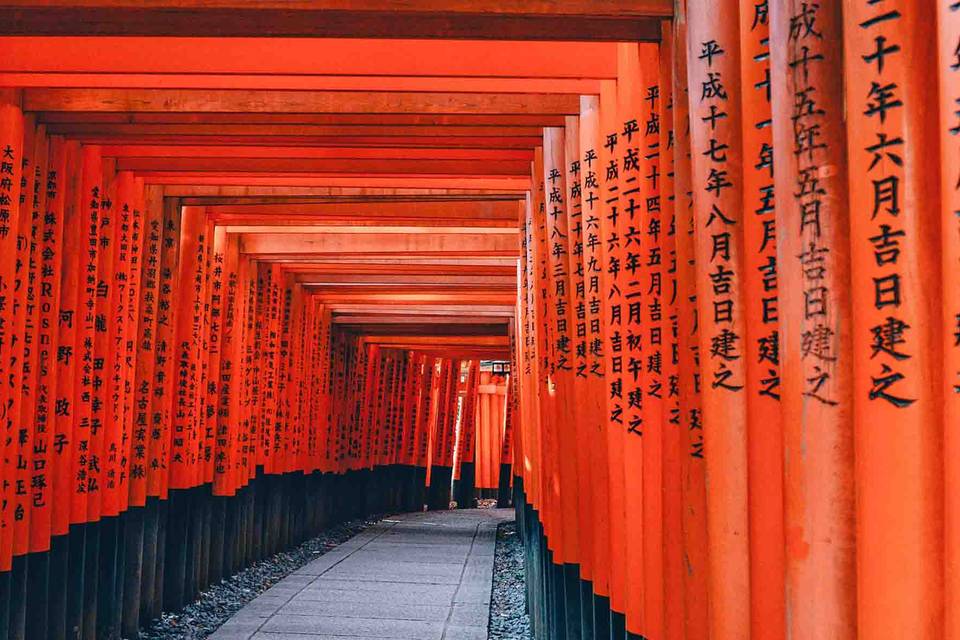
[210,508,514,640]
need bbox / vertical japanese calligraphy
[844,2,944,637]
[686,0,752,637]
[771,1,857,638]
[739,2,786,638]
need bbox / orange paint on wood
[0,96,24,568]
[578,93,611,598]
[658,23,685,640]
[598,77,628,615]
[843,2,945,637]
[10,118,44,556]
[770,2,857,638]
[70,145,103,526]
[51,139,81,536]
[738,2,786,638]
[939,4,960,637]
[686,0,752,635]
[542,125,581,568]
[563,112,596,584]
[31,135,67,551]
[130,186,163,507]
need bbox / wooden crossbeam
[327,304,514,316]
[49,124,546,137]
[292,273,516,286]
[58,135,543,149]
[37,112,564,126]
[3,73,600,94]
[225,225,512,234]
[283,262,516,275]
[361,335,509,347]
[143,175,530,190]
[0,37,618,78]
[114,157,532,175]
[0,2,669,40]
[170,188,524,201]
[271,256,518,266]
[23,89,581,114]
[304,291,517,305]
[240,231,518,256]
[100,145,535,160]
[205,200,520,224]
[333,315,509,325]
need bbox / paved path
[210,508,514,640]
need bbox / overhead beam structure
[0,1,671,39]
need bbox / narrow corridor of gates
[0,2,959,640]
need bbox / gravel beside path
[488,521,534,640]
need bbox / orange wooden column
[543,125,581,574]
[739,2,786,638]
[130,187,162,508]
[248,262,267,474]
[198,217,219,484]
[501,375,514,472]
[939,5,960,638]
[149,197,181,501]
[0,93,24,568]
[31,135,67,552]
[402,353,424,470]
[843,2,944,638]
[102,171,139,517]
[531,145,563,556]
[615,42,648,637]
[416,357,436,477]
[51,140,81,538]
[518,196,540,513]
[527,150,550,538]
[598,77,628,618]
[212,228,238,495]
[314,304,333,476]
[578,93,612,602]
[671,11,711,636]
[563,111,596,590]
[86,164,119,523]
[456,360,479,479]
[657,24,685,640]
[72,145,103,527]
[769,2,857,638]
[11,119,46,559]
[170,205,206,491]
[443,359,461,469]
[686,0,752,636]
[238,256,257,485]
[639,41,665,639]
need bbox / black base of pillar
[579,579,594,640]
[427,465,453,511]
[96,514,121,640]
[9,553,27,640]
[563,564,581,639]
[610,610,626,640]
[496,463,512,508]
[82,519,100,640]
[47,535,69,640]
[593,595,611,640]
[455,461,477,509]
[122,505,145,638]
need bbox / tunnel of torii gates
[0,1,958,640]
